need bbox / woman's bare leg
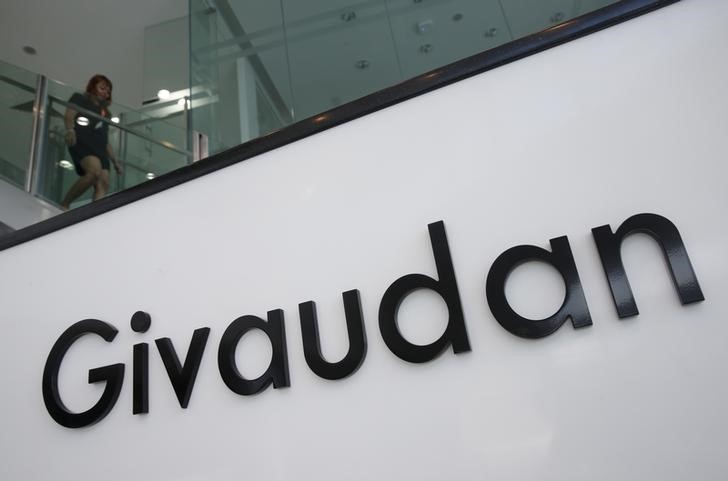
[61,156,103,209]
[93,169,110,201]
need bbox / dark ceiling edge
[0,0,678,253]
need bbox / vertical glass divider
[117,113,127,192]
[26,74,49,194]
[192,131,209,162]
[185,96,193,160]
[278,0,296,122]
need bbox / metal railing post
[184,96,192,163]
[192,130,209,162]
[26,74,49,194]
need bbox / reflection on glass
[386,0,511,79]
[0,61,38,188]
[37,74,193,210]
[0,61,192,220]
[0,0,622,232]
[190,0,293,155]
[190,0,620,157]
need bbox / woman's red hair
[85,74,113,102]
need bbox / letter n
[592,212,704,318]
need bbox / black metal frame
[0,0,679,252]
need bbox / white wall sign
[1,1,727,480]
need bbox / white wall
[1,1,727,480]
[0,179,60,230]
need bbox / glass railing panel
[189,0,624,158]
[45,79,190,157]
[121,129,191,187]
[36,80,192,209]
[111,108,189,158]
[190,0,294,154]
[282,0,401,120]
[387,0,512,79]
[40,79,111,207]
[37,120,86,207]
[190,0,220,153]
[580,0,621,12]
[500,0,578,38]
[0,0,635,214]
[0,61,38,189]
[39,110,191,209]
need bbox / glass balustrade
[190,0,294,155]
[1,0,623,232]
[0,61,38,189]
[189,0,620,157]
[0,59,193,212]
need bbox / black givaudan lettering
[41,213,704,428]
[486,236,592,339]
[299,290,367,380]
[591,213,704,318]
[155,328,211,409]
[42,319,124,428]
[131,310,151,415]
[218,310,290,395]
[379,221,471,362]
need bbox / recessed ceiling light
[76,116,89,126]
[59,160,73,170]
[22,46,37,55]
[416,20,433,34]
[111,116,120,123]
[146,172,156,180]
[157,89,171,100]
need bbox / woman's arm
[64,106,77,146]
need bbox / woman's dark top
[67,92,111,175]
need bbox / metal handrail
[53,97,193,158]
[0,72,194,158]
[26,75,48,194]
[0,74,36,94]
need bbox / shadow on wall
[0,221,14,236]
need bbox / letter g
[42,319,124,428]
